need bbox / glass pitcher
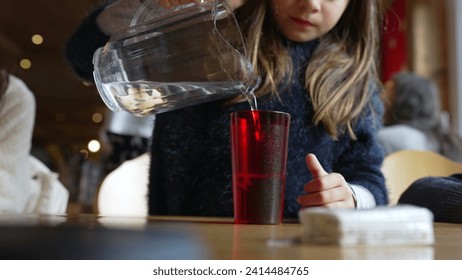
[93,0,255,116]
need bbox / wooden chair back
[382,150,462,205]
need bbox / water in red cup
[230,110,290,224]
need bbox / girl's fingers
[298,185,351,207]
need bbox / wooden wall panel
[408,0,449,111]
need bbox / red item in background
[382,0,407,82]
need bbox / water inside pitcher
[93,0,256,116]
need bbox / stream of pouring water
[244,75,260,111]
[209,0,261,112]
[244,76,262,140]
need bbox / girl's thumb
[305,153,328,178]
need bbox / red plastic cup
[230,110,290,224]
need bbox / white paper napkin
[298,205,434,246]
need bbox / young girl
[148,0,388,217]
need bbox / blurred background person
[0,56,68,214]
[378,72,462,162]
[0,62,36,212]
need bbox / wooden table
[0,214,461,260]
[146,216,462,260]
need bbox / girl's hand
[297,153,355,209]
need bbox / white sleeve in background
[0,75,36,213]
[349,184,377,209]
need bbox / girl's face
[270,0,350,42]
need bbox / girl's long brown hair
[233,0,385,139]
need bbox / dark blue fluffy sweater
[148,40,388,218]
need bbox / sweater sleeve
[64,4,110,82]
[64,0,146,83]
[0,76,36,212]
